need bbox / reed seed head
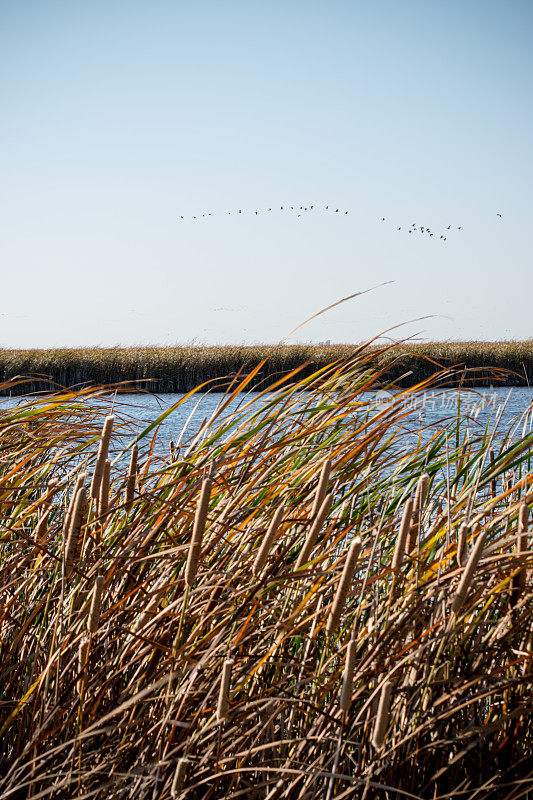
[340,639,357,712]
[457,522,469,567]
[452,526,486,614]
[391,497,414,573]
[90,415,115,500]
[185,477,212,586]
[372,679,392,749]
[64,484,88,579]
[99,458,110,518]
[217,658,233,723]
[310,459,331,518]
[295,492,333,570]
[326,536,362,634]
[253,505,285,576]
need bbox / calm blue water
[2,387,533,453]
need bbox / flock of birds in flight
[177,205,504,244]
[178,204,350,220]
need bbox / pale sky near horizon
[1,0,532,348]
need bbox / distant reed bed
[1,340,532,395]
[0,348,532,799]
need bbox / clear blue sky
[1,0,532,347]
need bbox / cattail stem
[490,450,497,499]
[327,537,362,634]
[372,680,392,749]
[185,478,212,586]
[295,493,332,570]
[90,415,114,500]
[78,638,90,695]
[87,576,105,634]
[452,526,486,613]
[340,640,357,711]
[512,502,529,602]
[125,444,138,507]
[253,506,285,576]
[391,498,414,573]
[217,659,233,723]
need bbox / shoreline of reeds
[1,340,533,395]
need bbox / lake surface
[2,387,533,453]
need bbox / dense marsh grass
[0,350,532,799]
[1,340,533,395]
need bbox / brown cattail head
[452,526,486,614]
[125,443,138,507]
[98,458,111,518]
[87,576,105,634]
[310,459,331,518]
[253,506,285,576]
[295,492,333,571]
[171,758,188,797]
[65,485,88,579]
[217,658,233,723]
[340,639,357,712]
[185,478,212,586]
[372,680,393,749]
[391,497,414,573]
[90,415,115,500]
[62,472,87,539]
[78,638,90,694]
[456,522,469,567]
[406,473,429,554]
[326,536,362,634]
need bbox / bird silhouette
[497,213,502,218]
[447,225,451,230]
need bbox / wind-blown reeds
[87,576,105,634]
[1,350,532,800]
